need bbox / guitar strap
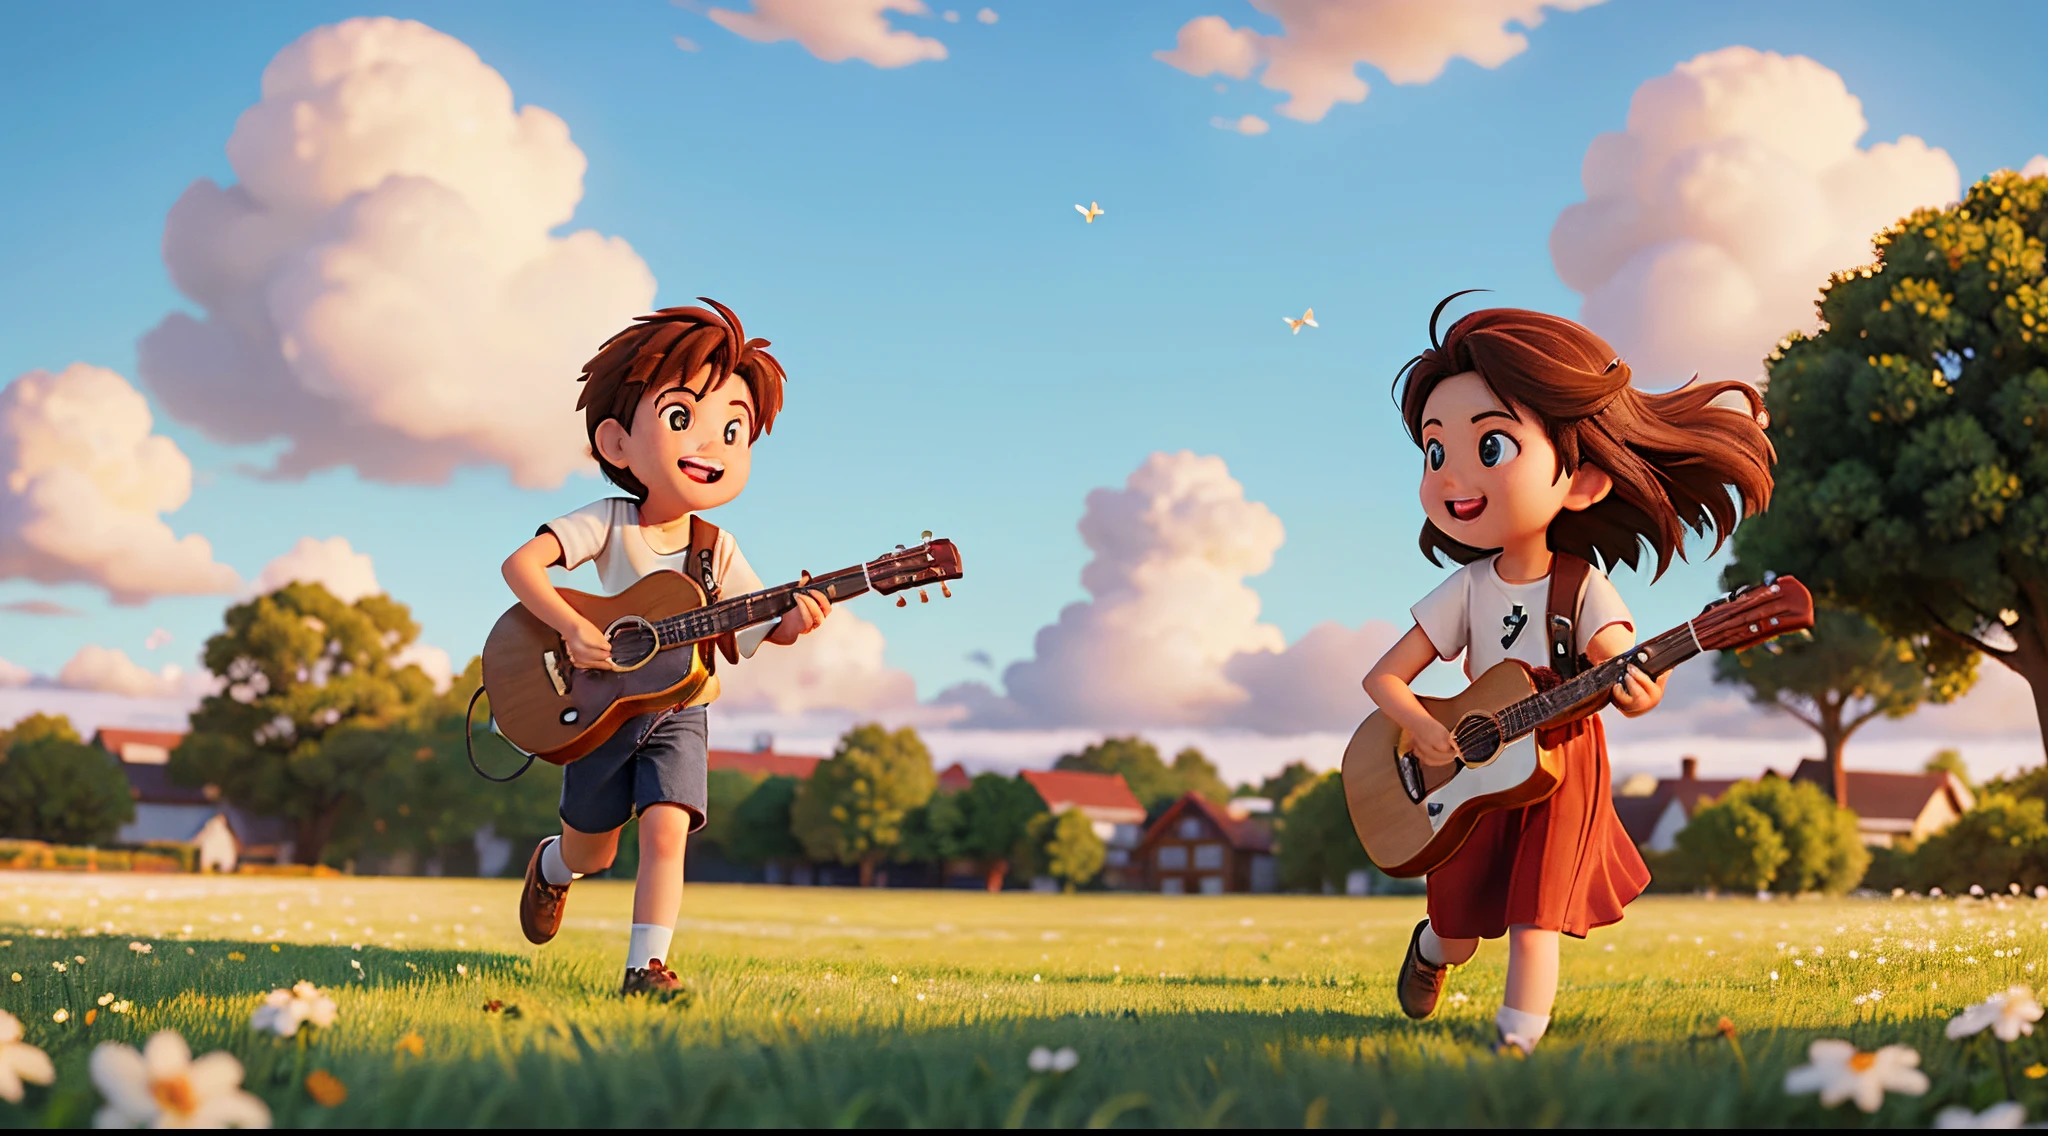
[1545,551,1592,680]
[688,516,740,670]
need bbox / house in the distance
[1020,769,1148,888]
[1785,760,1975,847]
[936,763,974,793]
[706,745,822,780]
[91,728,295,869]
[1614,757,1741,853]
[1135,792,1277,894]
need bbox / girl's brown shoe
[621,958,687,999]
[519,838,569,946]
[1397,918,1449,1020]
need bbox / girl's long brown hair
[1396,298,1775,579]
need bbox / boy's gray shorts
[558,705,708,834]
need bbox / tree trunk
[1817,696,1848,807]
[2006,603,2048,762]
[984,859,1008,893]
[858,853,877,888]
[293,806,340,867]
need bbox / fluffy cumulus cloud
[0,658,29,689]
[1551,47,1960,387]
[945,451,1388,733]
[1157,0,1603,124]
[719,611,921,715]
[1211,114,1271,136]
[250,536,382,604]
[56,646,216,702]
[0,364,240,605]
[138,17,656,489]
[2021,155,2048,178]
[708,0,948,68]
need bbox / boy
[501,298,831,997]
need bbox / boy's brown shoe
[519,838,569,946]
[621,958,688,999]
[1397,918,1449,1020]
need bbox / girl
[1361,298,1773,1054]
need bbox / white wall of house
[1646,800,1690,853]
[193,815,238,872]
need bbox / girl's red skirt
[1424,713,1650,940]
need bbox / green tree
[1715,605,1975,803]
[1673,799,1788,893]
[1909,793,2048,893]
[173,582,437,864]
[957,773,1045,891]
[895,789,969,882]
[1672,779,1867,894]
[1056,737,1179,813]
[1171,747,1231,804]
[0,714,135,846]
[790,724,936,885]
[1926,748,1973,789]
[1725,171,2048,754]
[1034,809,1105,892]
[1251,761,1317,807]
[1274,772,1373,893]
[725,776,804,869]
[701,768,768,853]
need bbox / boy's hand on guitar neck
[766,588,833,645]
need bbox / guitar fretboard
[1492,622,1701,741]
[652,564,874,647]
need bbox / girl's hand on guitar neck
[1609,663,1666,717]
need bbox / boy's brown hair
[1396,298,1775,579]
[576,298,787,500]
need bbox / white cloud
[56,645,215,702]
[0,658,29,689]
[137,17,656,489]
[944,451,1390,733]
[1210,114,1271,136]
[1158,0,1603,124]
[708,0,948,68]
[942,10,959,23]
[2020,155,2048,178]
[1551,47,1959,387]
[977,7,998,23]
[251,536,381,604]
[718,610,922,715]
[674,35,700,52]
[144,629,172,652]
[0,364,240,605]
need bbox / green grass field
[0,872,2041,1127]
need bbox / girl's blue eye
[1478,430,1520,468]
[1425,440,1445,472]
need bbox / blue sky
[2,0,2045,762]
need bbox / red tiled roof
[1139,792,1273,853]
[93,728,188,757]
[1021,769,1145,818]
[937,763,973,792]
[1789,760,1970,821]
[1667,779,1738,816]
[707,749,821,779]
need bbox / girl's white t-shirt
[1410,554,1634,679]
[545,498,775,670]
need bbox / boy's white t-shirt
[1410,554,1634,679]
[544,498,775,704]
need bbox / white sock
[1496,1005,1551,1053]
[1418,924,1453,968]
[539,837,581,887]
[626,923,674,971]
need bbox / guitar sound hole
[1453,714,1503,767]
[607,623,659,670]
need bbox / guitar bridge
[541,651,568,697]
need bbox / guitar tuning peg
[921,530,933,541]
[799,569,812,586]
[896,596,907,608]
[941,582,952,599]
[1761,569,1779,585]
[919,588,930,604]
[896,544,906,552]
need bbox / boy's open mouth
[1446,496,1487,522]
[679,456,725,484]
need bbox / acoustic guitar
[481,536,963,763]
[1341,574,1814,878]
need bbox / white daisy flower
[1947,987,2045,1042]
[90,1031,271,1128]
[1027,1046,1079,1074]
[1934,1102,2028,1128]
[0,1011,54,1103]
[1783,1039,1929,1112]
[248,981,338,1038]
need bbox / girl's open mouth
[1446,496,1487,522]
[679,456,725,484]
